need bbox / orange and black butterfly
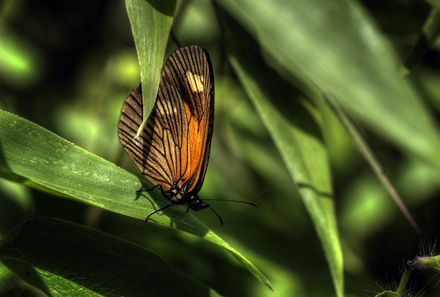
[118,45,257,226]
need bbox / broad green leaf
[0,218,221,297]
[0,110,272,290]
[215,5,342,297]
[125,0,176,136]
[215,0,440,174]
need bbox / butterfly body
[158,182,205,210]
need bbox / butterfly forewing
[162,46,214,193]
[118,45,214,195]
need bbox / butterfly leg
[137,184,159,193]
[145,203,173,223]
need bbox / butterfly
[118,45,257,226]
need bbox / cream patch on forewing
[186,71,204,93]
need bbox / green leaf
[374,291,399,297]
[404,8,440,72]
[426,0,440,10]
[0,110,272,290]
[0,218,221,297]
[215,5,342,297]
[0,33,41,87]
[215,0,440,173]
[125,0,176,136]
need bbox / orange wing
[118,45,214,194]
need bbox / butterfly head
[187,196,209,211]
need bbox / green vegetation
[1,0,440,296]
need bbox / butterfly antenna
[206,204,223,227]
[185,204,224,226]
[145,204,172,223]
[202,199,258,208]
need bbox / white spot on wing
[186,71,204,93]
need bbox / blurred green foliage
[1,0,440,296]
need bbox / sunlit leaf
[0,110,272,291]
[215,5,342,297]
